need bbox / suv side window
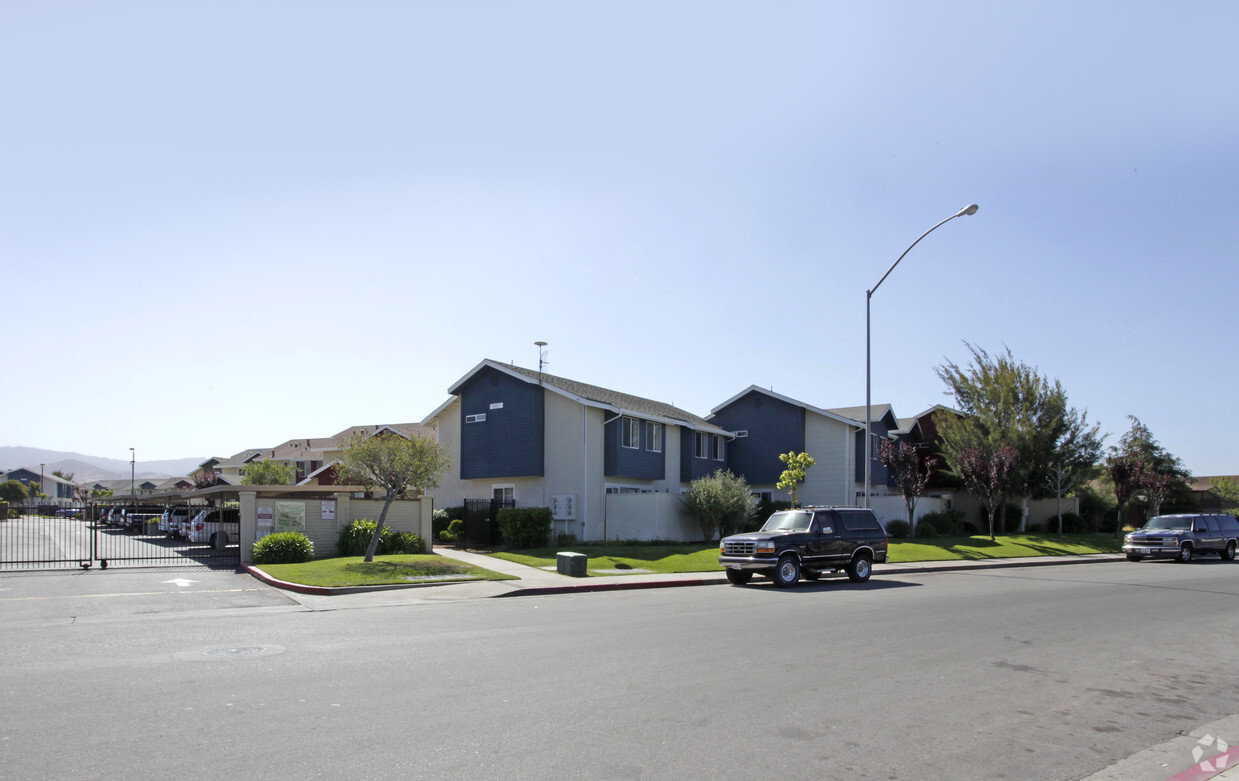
[1218,515,1239,533]
[839,510,881,532]
[812,511,836,535]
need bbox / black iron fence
[0,501,240,571]
[461,498,515,547]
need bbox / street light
[864,204,979,508]
[129,448,135,499]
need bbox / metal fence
[461,499,515,547]
[0,501,240,571]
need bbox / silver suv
[1123,514,1239,562]
[185,508,240,550]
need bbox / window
[870,433,885,459]
[621,417,640,449]
[646,423,662,453]
[734,430,748,438]
[492,485,514,503]
[713,435,725,461]
[694,431,710,459]
[466,413,487,424]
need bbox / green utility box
[556,551,588,577]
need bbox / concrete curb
[244,553,1127,598]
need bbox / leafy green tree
[333,431,452,562]
[878,439,938,541]
[52,470,74,481]
[683,469,755,541]
[935,344,1103,532]
[957,445,1017,541]
[1112,416,1191,523]
[0,480,28,504]
[776,451,815,507]
[241,459,295,486]
[1211,476,1239,507]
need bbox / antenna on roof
[535,341,548,380]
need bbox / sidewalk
[246,547,1127,598]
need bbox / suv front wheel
[771,554,801,588]
[847,553,872,583]
[725,569,753,586]
[1177,544,1194,563]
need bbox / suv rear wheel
[847,553,872,583]
[1222,542,1236,561]
[771,554,801,588]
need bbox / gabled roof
[330,423,433,444]
[825,404,897,426]
[425,359,731,435]
[4,468,78,486]
[708,386,862,429]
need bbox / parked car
[159,507,197,539]
[718,506,889,587]
[1123,513,1239,562]
[185,508,241,550]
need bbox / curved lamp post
[864,204,978,508]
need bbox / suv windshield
[1143,516,1191,531]
[761,511,813,532]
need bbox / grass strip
[257,554,517,587]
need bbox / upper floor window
[466,413,487,424]
[694,431,710,459]
[622,417,640,449]
[646,423,662,453]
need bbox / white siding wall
[604,493,700,542]
[800,412,853,507]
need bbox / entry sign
[256,505,275,540]
[322,500,336,520]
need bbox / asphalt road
[2,559,1238,780]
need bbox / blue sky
[4,1,1236,475]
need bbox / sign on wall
[321,500,336,520]
[275,501,306,533]
[256,505,275,540]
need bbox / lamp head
[956,203,979,217]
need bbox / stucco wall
[603,492,701,542]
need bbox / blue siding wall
[709,391,805,484]
[854,414,895,486]
[679,429,726,482]
[459,368,545,480]
[604,417,665,480]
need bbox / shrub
[432,508,451,537]
[1043,512,1085,534]
[914,520,938,539]
[440,518,465,543]
[497,507,552,549]
[885,520,910,538]
[556,533,578,547]
[919,509,966,536]
[385,532,426,554]
[252,531,315,564]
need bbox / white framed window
[713,435,725,461]
[646,423,662,453]
[492,484,514,503]
[621,417,640,449]
[734,430,748,438]
[694,431,710,459]
[605,484,656,494]
[466,413,487,424]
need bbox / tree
[878,439,938,541]
[1044,461,1078,538]
[52,469,74,481]
[1106,453,1146,538]
[935,344,1103,532]
[1211,476,1239,507]
[333,431,452,562]
[1112,416,1190,524]
[776,452,815,508]
[241,459,295,486]
[0,480,27,504]
[957,445,1017,541]
[682,469,756,541]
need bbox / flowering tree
[1106,453,1146,538]
[1139,471,1177,518]
[878,439,938,541]
[777,451,815,507]
[957,445,1017,541]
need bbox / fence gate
[0,502,240,571]
[461,498,515,547]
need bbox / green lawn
[492,533,1122,575]
[256,554,518,587]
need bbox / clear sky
[3,2,1236,475]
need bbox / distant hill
[0,447,204,483]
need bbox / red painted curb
[1164,746,1239,781]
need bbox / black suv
[719,507,888,587]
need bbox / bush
[885,520,910,538]
[556,533,578,547]
[432,508,451,537]
[1043,512,1085,534]
[336,520,425,556]
[252,531,315,564]
[919,509,965,536]
[914,521,938,539]
[440,518,465,543]
[497,507,552,549]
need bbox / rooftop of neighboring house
[430,359,732,435]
